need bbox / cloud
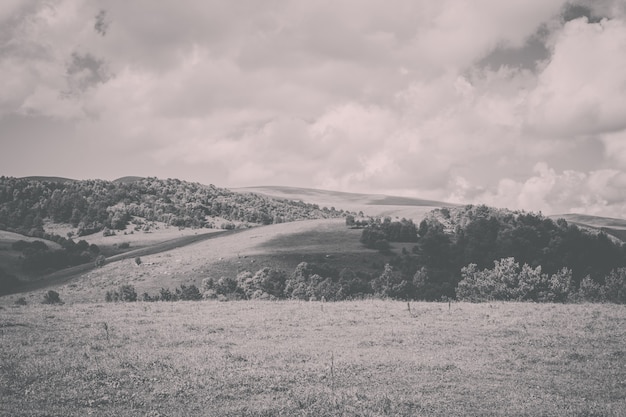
[2,0,626,218]
[526,16,626,137]
[457,163,626,217]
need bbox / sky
[2,1,626,217]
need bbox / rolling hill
[4,177,626,305]
[549,213,626,242]
[234,186,457,219]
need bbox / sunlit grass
[1,301,625,416]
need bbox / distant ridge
[236,185,456,207]
[234,185,457,219]
[550,213,626,243]
[21,176,76,183]
[113,176,145,184]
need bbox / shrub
[238,268,286,299]
[42,290,63,305]
[371,264,411,299]
[14,297,27,306]
[94,255,106,268]
[214,276,238,295]
[118,242,130,249]
[176,284,202,301]
[456,258,572,303]
[105,285,137,302]
[575,275,602,302]
[119,285,137,302]
[601,268,626,303]
[159,287,177,301]
[134,257,142,265]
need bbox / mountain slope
[549,213,626,243]
[235,186,457,219]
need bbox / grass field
[3,219,394,304]
[1,300,625,416]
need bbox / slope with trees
[0,176,347,237]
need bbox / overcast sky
[2,1,626,217]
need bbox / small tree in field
[94,255,106,268]
[42,290,63,305]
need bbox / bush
[94,255,106,268]
[601,268,626,303]
[159,287,177,301]
[176,284,202,301]
[134,257,142,265]
[371,264,411,299]
[456,258,572,303]
[14,297,27,306]
[42,290,63,305]
[575,275,602,302]
[105,285,137,302]
[119,285,137,302]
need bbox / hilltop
[234,186,457,219]
[0,176,347,292]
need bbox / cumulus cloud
[2,0,626,217]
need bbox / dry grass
[4,219,391,303]
[235,186,449,220]
[1,300,625,416]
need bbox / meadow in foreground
[1,300,625,416]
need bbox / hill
[550,213,626,242]
[5,218,397,303]
[113,176,145,184]
[20,176,76,183]
[0,176,348,291]
[234,186,457,220]
[0,177,346,236]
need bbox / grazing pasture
[4,219,392,304]
[1,300,625,416]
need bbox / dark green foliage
[159,288,176,301]
[601,268,626,303]
[360,217,418,250]
[237,268,286,299]
[393,205,626,300]
[0,176,346,237]
[94,255,106,268]
[456,258,573,302]
[10,238,100,275]
[0,267,20,294]
[12,240,48,252]
[176,284,202,301]
[42,290,63,304]
[345,214,355,227]
[371,264,412,300]
[105,285,137,302]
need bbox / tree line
[359,205,626,301]
[0,176,347,237]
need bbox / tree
[42,290,63,304]
[371,264,411,299]
[345,214,355,227]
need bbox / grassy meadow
[5,219,393,304]
[2,300,625,416]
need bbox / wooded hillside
[0,176,347,237]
